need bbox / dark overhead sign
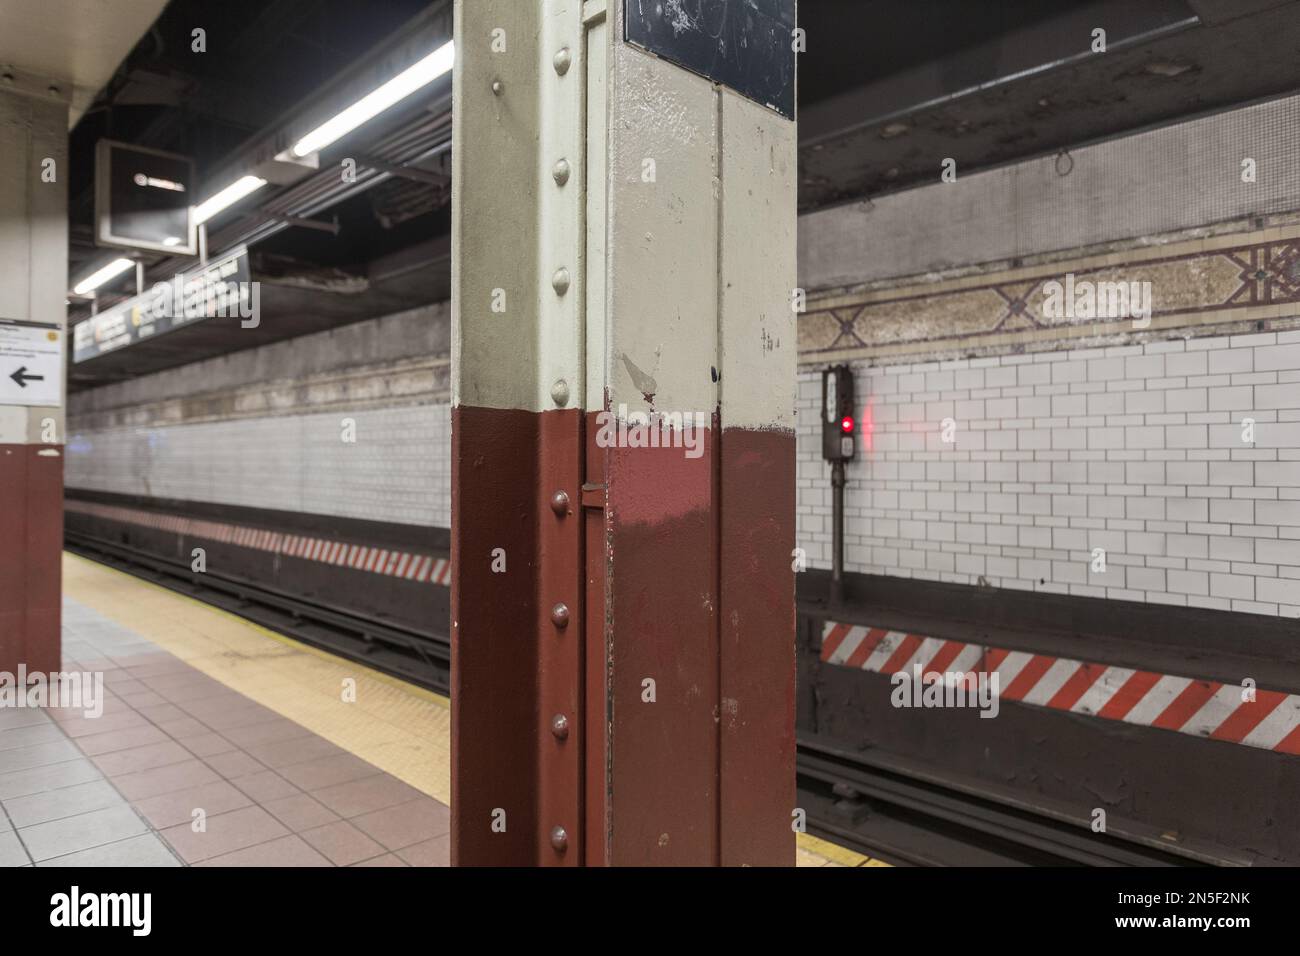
[624,0,796,119]
[72,247,252,364]
[95,139,197,255]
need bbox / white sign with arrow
[0,321,63,408]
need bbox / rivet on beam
[551,602,570,629]
[552,267,571,296]
[550,379,570,407]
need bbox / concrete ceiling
[796,0,1300,212]
[0,0,170,126]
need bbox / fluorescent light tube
[291,39,454,158]
[72,257,134,295]
[194,174,268,225]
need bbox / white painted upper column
[0,83,69,445]
[599,1,796,431]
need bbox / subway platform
[0,555,871,868]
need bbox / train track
[69,530,1216,867]
[64,530,450,695]
[796,739,1206,866]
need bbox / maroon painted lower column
[718,428,798,865]
[0,444,63,676]
[584,421,796,866]
[450,404,584,866]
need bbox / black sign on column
[624,0,797,119]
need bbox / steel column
[451,0,588,866]
[0,445,63,675]
[0,84,68,677]
[453,0,797,866]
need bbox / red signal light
[840,415,855,433]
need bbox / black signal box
[821,365,856,462]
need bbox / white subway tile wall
[66,403,452,529]
[797,332,1300,619]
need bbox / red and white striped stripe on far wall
[65,500,451,586]
[820,620,1300,756]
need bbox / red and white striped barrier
[65,500,451,587]
[820,620,1300,756]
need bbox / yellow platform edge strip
[797,833,888,867]
[63,552,452,804]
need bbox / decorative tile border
[800,225,1300,365]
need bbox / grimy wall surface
[799,91,1300,294]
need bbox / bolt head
[550,379,570,407]
[552,267,571,296]
[551,602,570,629]
[551,714,569,739]
[553,48,572,75]
[549,490,570,516]
[550,826,568,851]
[552,158,571,186]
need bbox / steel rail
[796,740,1219,867]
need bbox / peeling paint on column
[619,353,658,406]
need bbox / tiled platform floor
[0,597,449,866]
[4,555,877,867]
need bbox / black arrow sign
[9,366,44,388]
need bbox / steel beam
[353,155,449,187]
